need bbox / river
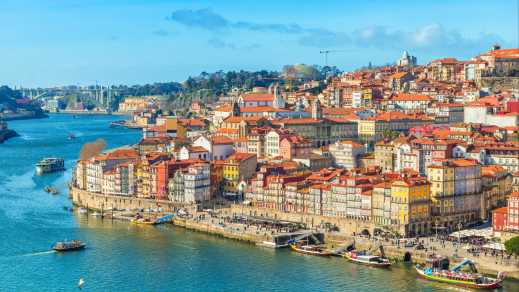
[0,114,515,291]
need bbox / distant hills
[0,86,46,120]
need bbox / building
[329,140,366,169]
[390,177,431,236]
[273,100,358,147]
[492,207,508,235]
[396,50,417,67]
[427,159,482,229]
[168,163,211,204]
[372,182,393,227]
[508,192,519,231]
[279,135,312,160]
[223,153,257,197]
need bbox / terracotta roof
[215,104,232,112]
[211,136,234,145]
[481,48,519,58]
[388,72,409,79]
[240,106,289,113]
[107,148,139,160]
[393,93,431,102]
[241,93,274,102]
[227,152,256,162]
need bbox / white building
[329,140,365,169]
[192,135,235,160]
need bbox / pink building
[279,135,312,160]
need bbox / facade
[223,153,257,197]
[168,163,210,204]
[427,159,482,229]
[329,140,366,169]
[390,178,431,236]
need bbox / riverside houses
[72,46,519,239]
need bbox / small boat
[78,277,85,290]
[77,207,88,214]
[415,255,504,289]
[52,240,86,252]
[91,212,103,217]
[68,133,76,140]
[131,217,158,225]
[44,186,59,195]
[257,241,289,249]
[343,251,391,267]
[289,243,331,256]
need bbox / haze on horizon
[1,0,517,88]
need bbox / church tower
[272,83,285,109]
[311,99,323,119]
[232,101,241,117]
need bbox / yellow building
[426,159,482,229]
[223,153,257,197]
[118,96,157,113]
[390,177,430,236]
[427,164,455,216]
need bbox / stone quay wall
[69,186,196,214]
[229,204,375,235]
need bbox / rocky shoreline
[0,129,19,143]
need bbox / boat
[78,277,85,290]
[415,255,504,289]
[52,240,86,252]
[91,212,103,217]
[289,243,331,256]
[131,217,158,225]
[77,207,88,214]
[256,240,289,249]
[68,133,76,140]
[343,250,391,267]
[44,186,59,195]
[36,157,65,175]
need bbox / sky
[1,0,517,88]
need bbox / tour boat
[53,240,86,252]
[289,243,331,256]
[36,157,65,175]
[415,256,504,289]
[343,250,391,267]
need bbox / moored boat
[289,243,331,256]
[131,217,158,225]
[343,250,391,267]
[53,240,86,252]
[415,255,504,289]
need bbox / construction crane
[319,49,349,66]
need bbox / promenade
[70,186,519,280]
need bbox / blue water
[0,114,515,291]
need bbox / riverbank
[0,111,48,121]
[69,186,519,280]
[0,129,19,143]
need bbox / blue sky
[1,0,517,87]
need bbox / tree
[505,236,519,255]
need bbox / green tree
[505,236,519,255]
